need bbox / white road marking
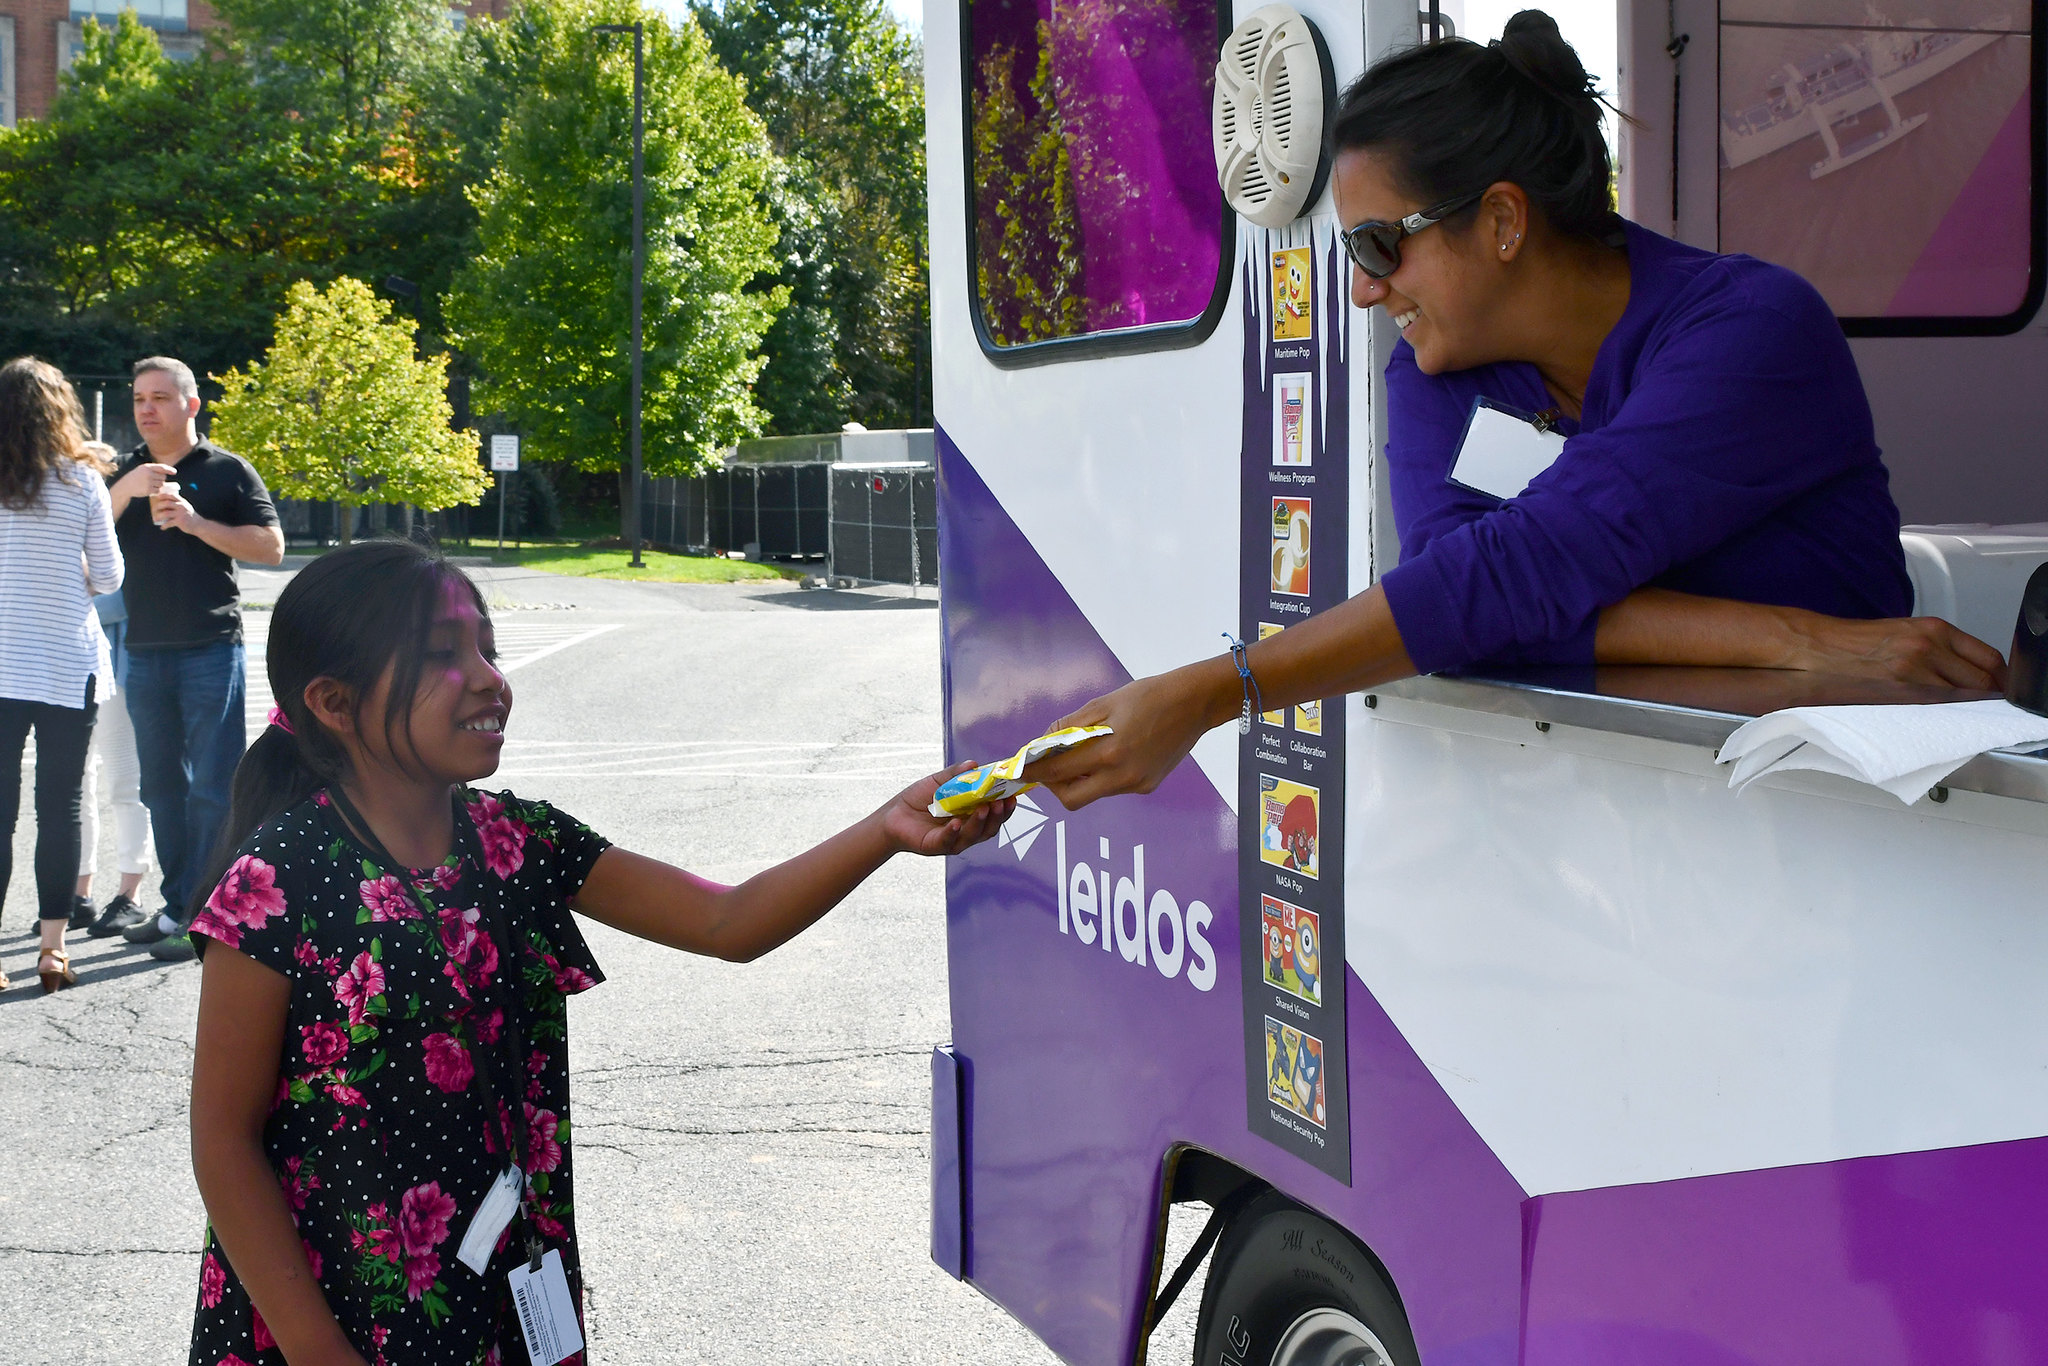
[496,624,623,673]
[492,741,942,782]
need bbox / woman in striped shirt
[0,357,124,993]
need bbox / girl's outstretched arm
[572,767,1013,962]
[191,947,366,1366]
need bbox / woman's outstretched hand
[882,764,1017,856]
[1024,661,1238,812]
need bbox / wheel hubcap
[1269,1306,1395,1366]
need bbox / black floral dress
[186,787,610,1366]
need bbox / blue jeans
[124,640,245,922]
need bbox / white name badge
[508,1248,585,1366]
[1448,398,1567,501]
[456,1165,523,1275]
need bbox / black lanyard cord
[325,784,543,1265]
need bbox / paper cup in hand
[152,482,179,526]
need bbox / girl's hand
[881,764,1017,856]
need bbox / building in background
[0,1,220,126]
[0,0,513,126]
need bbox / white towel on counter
[1716,699,2048,803]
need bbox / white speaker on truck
[1212,4,1337,229]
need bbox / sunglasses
[1338,190,1486,279]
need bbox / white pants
[79,669,152,880]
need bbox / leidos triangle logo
[998,792,1049,860]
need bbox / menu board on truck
[1237,235,1352,1182]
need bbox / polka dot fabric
[186,787,609,1366]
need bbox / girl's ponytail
[187,724,327,921]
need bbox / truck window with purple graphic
[929,2,2048,1365]
[966,0,1230,356]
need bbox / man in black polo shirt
[98,356,285,962]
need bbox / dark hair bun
[1329,8,1617,240]
[1497,10,1600,110]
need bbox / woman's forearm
[1595,588,1800,667]
[1031,584,1417,809]
[1241,582,1419,710]
[193,1135,362,1366]
[1596,586,2006,688]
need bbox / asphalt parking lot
[0,565,1136,1364]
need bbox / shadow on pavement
[752,589,937,612]
[0,938,190,1000]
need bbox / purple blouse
[1379,220,1912,674]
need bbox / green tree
[208,0,495,348]
[445,0,784,537]
[0,3,483,379]
[211,276,486,547]
[696,0,929,430]
[208,0,457,139]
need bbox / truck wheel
[1189,1191,1418,1366]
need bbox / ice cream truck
[925,0,2048,1363]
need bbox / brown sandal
[38,946,76,995]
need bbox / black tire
[1189,1191,1419,1366]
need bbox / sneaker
[148,932,197,963]
[124,912,180,945]
[69,895,95,931]
[89,895,148,938]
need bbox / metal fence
[828,464,937,588]
[641,464,831,559]
[638,458,938,587]
[272,499,475,548]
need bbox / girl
[0,358,122,993]
[186,538,1009,1366]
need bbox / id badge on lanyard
[1448,396,1567,501]
[326,787,582,1365]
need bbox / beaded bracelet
[1222,632,1265,735]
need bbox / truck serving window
[965,0,1231,364]
[1717,1,2044,335]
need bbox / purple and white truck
[925,1,2048,1363]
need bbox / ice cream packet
[927,726,1114,817]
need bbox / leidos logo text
[1054,822,1217,992]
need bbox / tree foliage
[0,0,912,530]
[697,0,930,430]
[211,277,486,546]
[0,13,357,376]
[445,0,784,483]
[971,35,1086,346]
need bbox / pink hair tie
[266,704,295,736]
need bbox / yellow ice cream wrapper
[927,726,1114,817]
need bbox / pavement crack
[583,1120,920,1138]
[576,1045,928,1083]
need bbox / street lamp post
[594,21,646,568]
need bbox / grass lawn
[481,541,799,583]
